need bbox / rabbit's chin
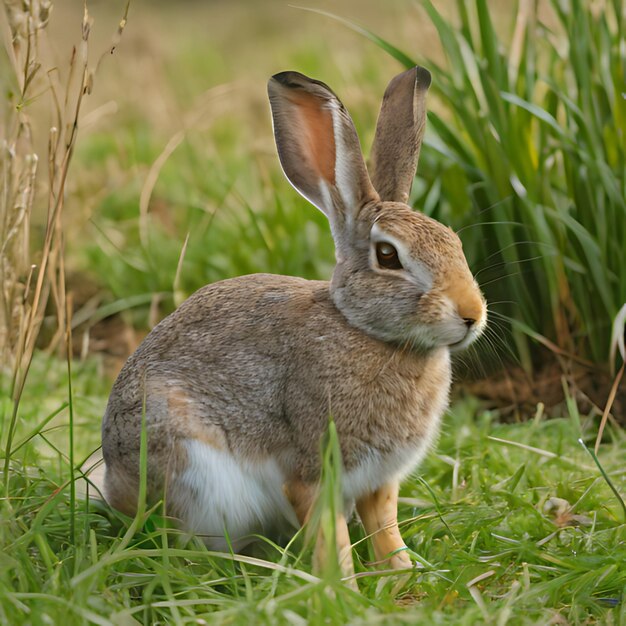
[448,329,482,353]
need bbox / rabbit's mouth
[403,319,483,353]
[447,323,485,352]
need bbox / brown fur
[284,480,317,525]
[445,278,485,324]
[166,387,228,451]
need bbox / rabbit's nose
[452,287,484,326]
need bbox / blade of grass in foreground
[578,438,626,522]
[70,547,319,588]
[65,296,76,546]
[293,6,417,68]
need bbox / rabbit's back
[102,274,329,473]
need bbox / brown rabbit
[101,66,486,581]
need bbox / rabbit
[101,66,486,580]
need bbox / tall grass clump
[1,0,77,492]
[363,0,625,371]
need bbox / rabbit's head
[268,67,485,352]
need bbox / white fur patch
[434,294,487,350]
[329,101,357,218]
[317,179,334,216]
[343,412,444,501]
[171,439,298,550]
[317,179,344,254]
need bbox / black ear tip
[268,71,340,102]
[386,65,432,97]
[269,71,308,89]
[413,66,432,90]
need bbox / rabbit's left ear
[268,71,378,239]
[369,66,431,203]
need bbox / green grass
[1,353,624,624]
[82,128,336,327]
[74,49,353,330]
[365,0,626,369]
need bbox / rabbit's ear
[268,72,378,236]
[369,66,431,203]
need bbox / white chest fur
[342,408,445,501]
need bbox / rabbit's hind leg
[168,438,298,550]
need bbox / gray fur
[103,275,450,487]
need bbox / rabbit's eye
[376,242,403,270]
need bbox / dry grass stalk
[1,0,129,488]
[0,1,48,369]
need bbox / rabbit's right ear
[268,72,378,238]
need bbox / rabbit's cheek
[406,323,440,350]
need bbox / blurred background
[16,0,458,367]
